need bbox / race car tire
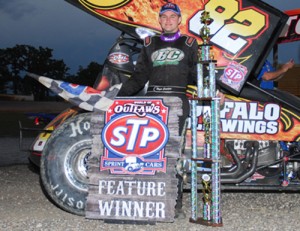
[40,113,93,216]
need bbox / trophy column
[189,11,223,227]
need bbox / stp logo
[102,114,169,156]
[224,66,244,82]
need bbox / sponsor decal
[220,101,280,135]
[32,109,77,152]
[151,47,184,67]
[97,179,167,219]
[189,0,268,56]
[101,99,169,175]
[186,97,300,142]
[108,52,130,65]
[220,61,248,91]
[278,9,300,44]
[189,101,281,135]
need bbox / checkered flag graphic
[27,72,122,112]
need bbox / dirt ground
[1,164,300,231]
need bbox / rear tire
[40,113,92,215]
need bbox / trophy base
[189,217,223,227]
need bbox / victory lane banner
[86,97,183,223]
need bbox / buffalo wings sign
[66,0,288,94]
[184,96,300,154]
[101,98,169,175]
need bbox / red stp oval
[102,114,169,156]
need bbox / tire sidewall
[40,113,93,216]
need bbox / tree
[71,62,103,87]
[0,45,69,100]
[0,50,10,94]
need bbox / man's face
[159,11,181,33]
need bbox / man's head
[159,3,182,33]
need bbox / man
[117,2,198,135]
[118,2,225,219]
[257,59,294,89]
[117,2,198,219]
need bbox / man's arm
[262,59,294,81]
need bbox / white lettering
[110,127,127,146]
[266,121,278,134]
[140,128,160,147]
[55,189,63,196]
[280,15,298,37]
[231,102,247,119]
[98,180,167,197]
[76,201,84,209]
[249,103,263,120]
[255,121,266,134]
[156,202,165,218]
[107,180,115,195]
[98,200,114,216]
[145,201,155,218]
[264,104,280,120]
[126,119,149,150]
[137,181,146,196]
[67,198,74,207]
[121,201,132,217]
[98,200,166,218]
[99,180,107,194]
[221,119,238,132]
[116,181,125,195]
[133,201,144,217]
[69,119,84,137]
[221,119,279,135]
[83,121,90,131]
[147,181,156,196]
[125,181,135,195]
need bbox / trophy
[189,10,222,227]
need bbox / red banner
[277,9,300,44]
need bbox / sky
[0,0,299,74]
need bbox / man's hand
[263,59,295,81]
[216,90,225,106]
[282,59,295,72]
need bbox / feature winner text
[97,179,166,219]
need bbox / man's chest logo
[151,47,184,66]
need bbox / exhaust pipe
[221,141,259,184]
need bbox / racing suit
[117,32,198,134]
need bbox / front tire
[40,113,92,215]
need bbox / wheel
[40,113,93,216]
